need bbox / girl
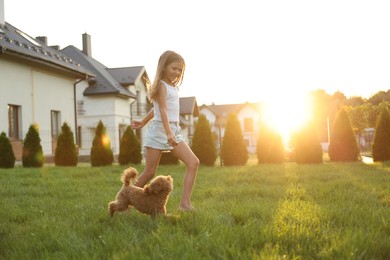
[132,50,199,211]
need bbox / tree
[221,113,248,166]
[191,114,217,166]
[328,108,360,162]
[118,125,142,165]
[159,151,179,165]
[256,123,284,164]
[372,105,390,162]
[293,122,323,164]
[90,120,114,166]
[0,132,16,168]
[54,122,78,166]
[22,124,44,167]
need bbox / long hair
[148,50,185,102]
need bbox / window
[8,105,21,139]
[243,118,254,132]
[51,110,61,139]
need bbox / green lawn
[0,162,389,259]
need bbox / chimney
[36,36,48,45]
[82,33,92,57]
[0,0,5,28]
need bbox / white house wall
[1,58,77,156]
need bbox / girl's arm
[157,83,178,146]
[132,108,154,129]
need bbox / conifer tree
[256,123,284,164]
[90,120,114,166]
[221,113,248,166]
[54,122,78,166]
[159,151,179,165]
[372,105,390,162]
[293,122,323,164]
[0,132,16,168]
[191,114,217,166]
[22,124,44,167]
[118,125,142,165]
[328,107,360,161]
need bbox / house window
[8,104,21,140]
[77,126,82,148]
[51,110,61,145]
[243,118,253,132]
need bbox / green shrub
[372,105,390,162]
[54,122,78,166]
[0,132,15,168]
[118,125,142,165]
[22,124,44,167]
[221,113,248,166]
[328,107,360,162]
[90,120,114,166]
[191,114,217,166]
[159,151,179,165]
[293,122,323,164]
[256,123,284,164]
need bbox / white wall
[1,59,77,156]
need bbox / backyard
[0,162,389,259]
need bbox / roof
[200,102,262,126]
[61,45,136,98]
[0,22,92,77]
[107,66,145,85]
[180,96,199,116]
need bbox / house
[199,102,262,153]
[0,19,93,159]
[179,96,199,145]
[61,33,150,157]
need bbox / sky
[4,0,390,105]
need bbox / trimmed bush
[54,122,78,166]
[221,113,248,166]
[372,105,390,162]
[0,132,16,168]
[118,125,142,165]
[159,151,179,165]
[256,123,284,164]
[328,107,360,162]
[191,114,217,166]
[293,122,323,164]
[90,120,114,166]
[22,124,44,167]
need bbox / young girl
[131,50,199,211]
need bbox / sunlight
[262,94,311,144]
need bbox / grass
[0,162,389,259]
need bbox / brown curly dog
[108,167,173,217]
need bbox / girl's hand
[131,120,144,130]
[167,133,178,147]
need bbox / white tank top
[153,80,180,122]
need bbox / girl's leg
[135,147,161,188]
[172,142,200,210]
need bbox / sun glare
[262,95,311,144]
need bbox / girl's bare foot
[179,205,196,212]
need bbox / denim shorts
[144,121,184,151]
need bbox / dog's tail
[121,167,138,186]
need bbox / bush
[0,132,16,168]
[221,113,248,166]
[90,120,114,166]
[372,105,390,162]
[293,122,323,164]
[328,107,360,162]
[54,122,78,166]
[22,124,44,167]
[191,114,217,166]
[159,151,179,165]
[118,125,142,165]
[256,123,284,164]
